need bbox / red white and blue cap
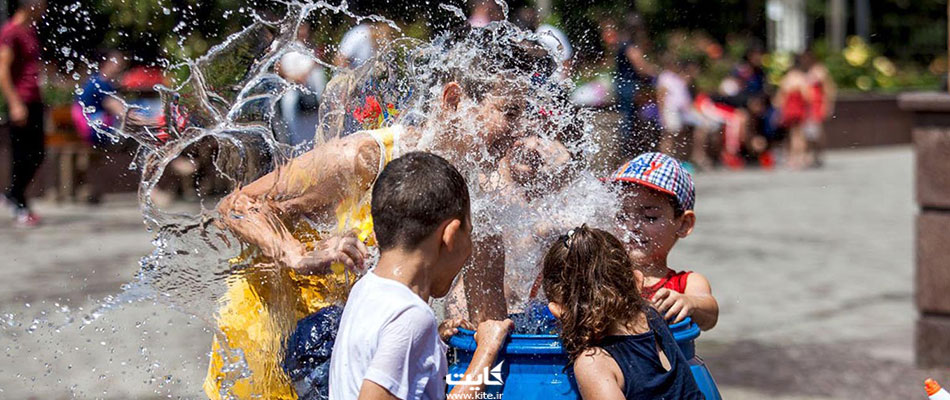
[605,152,695,211]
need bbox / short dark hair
[371,152,470,251]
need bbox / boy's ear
[440,218,464,250]
[676,210,696,238]
[441,82,462,112]
[547,302,565,319]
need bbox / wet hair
[434,24,556,101]
[371,151,470,251]
[541,225,648,363]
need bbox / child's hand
[653,288,694,324]
[438,317,476,342]
[474,319,514,357]
[290,231,369,275]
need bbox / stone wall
[898,92,950,368]
[825,93,913,148]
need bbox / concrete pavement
[0,146,944,399]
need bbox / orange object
[927,379,942,396]
[926,378,950,399]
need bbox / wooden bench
[44,105,96,202]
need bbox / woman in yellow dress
[204,123,402,400]
[206,26,560,398]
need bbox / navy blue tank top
[597,308,704,400]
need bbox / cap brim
[603,176,679,199]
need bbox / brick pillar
[899,92,950,368]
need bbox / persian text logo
[446,361,504,399]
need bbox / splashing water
[2,0,634,397]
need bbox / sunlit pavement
[0,196,209,399]
[0,146,943,399]
[686,146,944,399]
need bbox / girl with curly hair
[541,225,704,400]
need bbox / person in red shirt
[0,0,46,227]
[605,152,719,331]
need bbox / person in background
[802,50,835,167]
[598,18,621,63]
[279,21,327,149]
[513,8,573,81]
[774,57,812,169]
[693,75,753,170]
[0,0,46,227]
[72,50,138,146]
[70,50,135,203]
[537,23,573,79]
[468,0,503,28]
[335,22,393,69]
[614,13,659,158]
[734,44,777,167]
[734,44,767,98]
[744,93,780,168]
[335,23,373,68]
[655,58,719,169]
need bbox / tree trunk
[827,0,846,51]
[854,0,870,40]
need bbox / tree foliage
[32,0,949,72]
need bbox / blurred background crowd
[0,0,946,225]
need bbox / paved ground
[0,145,946,399]
[682,146,948,399]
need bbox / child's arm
[653,272,719,331]
[446,319,514,397]
[463,234,508,322]
[573,347,626,400]
[216,132,381,270]
[357,382,399,400]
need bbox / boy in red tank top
[605,152,719,331]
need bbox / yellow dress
[204,126,402,400]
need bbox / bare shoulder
[685,271,713,294]
[293,131,380,171]
[238,130,382,216]
[573,347,622,382]
[573,347,626,399]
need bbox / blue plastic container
[447,317,721,400]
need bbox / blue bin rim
[448,317,700,355]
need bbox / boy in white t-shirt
[329,151,513,400]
